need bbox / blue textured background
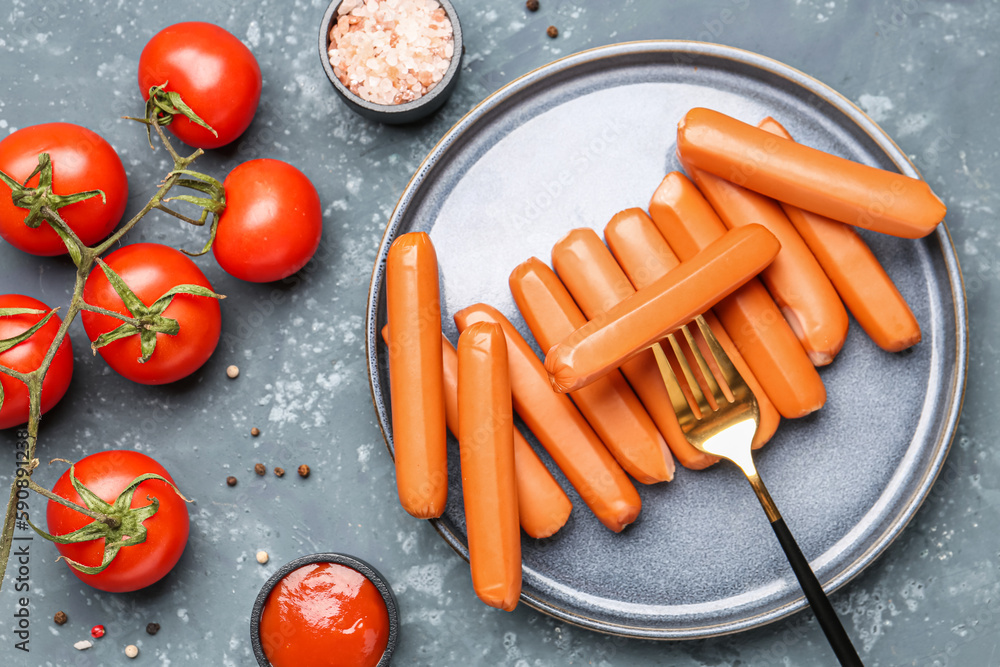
[0,1,994,665]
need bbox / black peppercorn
[146,622,160,635]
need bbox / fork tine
[693,315,748,400]
[679,322,726,408]
[652,342,694,428]
[665,332,712,416]
[654,315,758,435]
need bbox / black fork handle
[769,517,864,666]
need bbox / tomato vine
[0,103,224,590]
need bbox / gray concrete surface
[0,1,995,665]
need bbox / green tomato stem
[79,302,143,327]
[0,363,29,384]
[26,478,120,530]
[39,205,87,253]
[155,203,210,227]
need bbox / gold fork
[654,316,863,667]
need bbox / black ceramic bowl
[250,552,399,667]
[319,0,463,124]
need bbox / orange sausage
[457,322,522,611]
[648,172,826,419]
[509,258,674,483]
[757,117,921,352]
[550,227,716,470]
[604,208,780,449]
[381,326,572,539]
[447,337,571,540]
[679,158,849,366]
[385,231,447,518]
[454,303,641,533]
[676,107,946,239]
[544,224,780,393]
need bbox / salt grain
[329,0,454,105]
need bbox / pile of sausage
[383,108,946,611]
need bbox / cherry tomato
[0,294,73,430]
[45,450,190,593]
[138,22,262,149]
[213,159,322,283]
[0,123,128,256]
[81,243,221,385]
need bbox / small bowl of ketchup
[251,553,398,667]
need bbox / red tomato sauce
[259,562,390,667]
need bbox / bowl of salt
[319,0,463,124]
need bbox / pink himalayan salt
[329,0,454,106]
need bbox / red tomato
[81,243,221,385]
[0,123,128,256]
[0,294,73,430]
[213,159,323,282]
[45,450,190,593]
[138,22,262,149]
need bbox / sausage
[757,117,921,352]
[454,303,641,533]
[381,326,573,539]
[544,224,780,393]
[678,158,849,366]
[549,227,717,470]
[648,172,826,419]
[447,334,572,539]
[457,322,522,611]
[676,107,946,239]
[509,257,674,483]
[604,208,780,449]
[385,231,447,518]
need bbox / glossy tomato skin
[0,123,128,256]
[138,22,262,149]
[81,244,221,385]
[45,450,190,593]
[0,295,73,429]
[213,159,323,283]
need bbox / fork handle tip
[770,517,864,667]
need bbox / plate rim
[364,39,969,639]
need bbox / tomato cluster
[0,22,324,396]
[0,21,325,592]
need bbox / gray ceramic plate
[364,41,967,639]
